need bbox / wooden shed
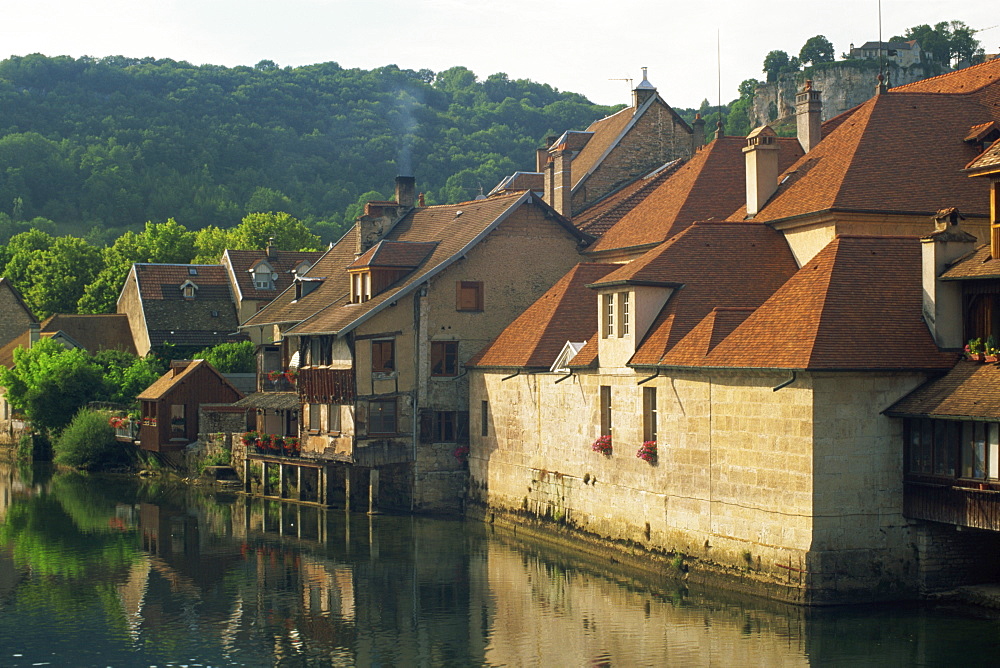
[137,359,243,452]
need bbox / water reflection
[0,461,996,666]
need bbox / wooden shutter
[419,409,434,443]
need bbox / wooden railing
[904,480,1000,531]
[298,367,355,404]
[260,374,297,392]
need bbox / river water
[0,463,998,667]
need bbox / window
[182,284,196,298]
[643,387,657,442]
[603,294,614,338]
[905,418,1000,482]
[619,292,630,337]
[351,272,372,303]
[431,341,459,376]
[456,281,484,311]
[170,404,186,437]
[372,339,395,374]
[599,385,612,437]
[369,400,396,435]
[327,404,341,432]
[434,411,457,442]
[481,400,489,437]
[310,337,322,366]
[308,403,321,431]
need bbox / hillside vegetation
[0,55,622,242]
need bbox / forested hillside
[0,54,621,242]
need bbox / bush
[54,409,130,471]
[16,432,52,461]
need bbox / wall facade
[117,272,151,356]
[0,283,33,350]
[469,365,939,603]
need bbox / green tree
[193,225,230,264]
[1,228,55,294]
[54,409,127,471]
[0,338,104,434]
[227,211,322,252]
[246,187,293,214]
[23,236,103,317]
[196,340,255,373]
[763,50,800,82]
[799,36,835,67]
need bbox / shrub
[54,409,130,471]
[16,432,51,461]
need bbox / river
[0,463,997,667]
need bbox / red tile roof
[39,314,137,356]
[137,359,242,401]
[891,57,1000,94]
[467,263,618,369]
[886,360,1000,420]
[738,69,1000,224]
[133,263,232,300]
[591,137,803,253]
[965,138,1000,174]
[939,244,1000,279]
[348,240,437,269]
[573,160,682,238]
[223,249,325,302]
[606,222,799,365]
[681,236,958,370]
[246,192,588,336]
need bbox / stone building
[493,69,696,221]
[466,58,1000,604]
[240,177,591,512]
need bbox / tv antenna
[609,77,634,90]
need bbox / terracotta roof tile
[467,263,618,369]
[39,314,136,356]
[134,263,233,300]
[348,240,437,269]
[137,359,242,401]
[595,222,800,366]
[223,249,325,302]
[569,107,635,189]
[740,91,998,223]
[965,138,1000,174]
[691,236,958,370]
[592,137,802,253]
[891,57,1000,94]
[573,160,681,238]
[940,245,1000,279]
[886,360,1000,420]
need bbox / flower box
[591,435,613,455]
[636,440,657,464]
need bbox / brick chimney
[795,80,823,153]
[550,148,572,218]
[632,67,656,108]
[394,176,415,208]
[743,126,780,217]
[692,113,705,150]
[266,236,277,260]
[922,208,976,349]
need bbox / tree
[22,235,103,317]
[763,51,800,82]
[196,340,255,373]
[0,338,104,434]
[799,36,835,67]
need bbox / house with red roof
[493,69,697,222]
[467,58,1000,604]
[240,176,592,512]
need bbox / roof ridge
[891,57,1000,93]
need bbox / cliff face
[750,63,931,127]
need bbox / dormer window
[180,279,198,299]
[351,271,372,303]
[602,294,615,338]
[251,262,274,290]
[293,260,312,275]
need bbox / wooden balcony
[904,480,1000,531]
[298,367,355,404]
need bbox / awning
[232,392,299,411]
[885,361,1000,421]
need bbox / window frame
[618,291,630,337]
[599,385,612,437]
[643,386,657,443]
[456,281,484,312]
[369,399,397,435]
[371,339,396,375]
[602,293,615,338]
[327,403,341,433]
[481,400,489,437]
[434,411,457,442]
[431,341,459,377]
[308,403,322,432]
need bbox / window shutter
[456,411,470,444]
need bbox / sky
[3,0,997,110]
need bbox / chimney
[795,80,822,153]
[28,322,40,347]
[266,236,277,260]
[875,73,888,96]
[550,148,572,218]
[922,208,976,349]
[394,176,415,209]
[632,67,656,108]
[418,192,425,207]
[692,113,705,150]
[714,119,725,142]
[743,126,780,217]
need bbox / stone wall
[469,366,937,604]
[750,63,930,128]
[912,522,1000,593]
